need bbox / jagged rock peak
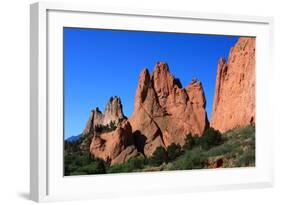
[218,57,227,65]
[104,96,125,125]
[82,108,104,135]
[151,62,177,107]
[93,107,102,113]
[189,78,202,85]
[186,79,206,108]
[129,62,209,156]
[83,96,126,135]
[135,68,151,106]
[154,61,170,72]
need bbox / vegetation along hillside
[64,125,255,175]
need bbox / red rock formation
[82,107,104,135]
[103,96,125,125]
[83,96,125,135]
[211,37,255,132]
[87,62,209,162]
[89,119,139,165]
[111,146,139,165]
[129,62,209,156]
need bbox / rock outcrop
[211,37,255,132]
[89,119,139,165]
[129,62,209,156]
[83,96,125,135]
[82,107,104,135]
[103,96,125,125]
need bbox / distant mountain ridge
[66,134,81,142]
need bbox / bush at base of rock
[180,150,206,170]
[94,121,117,134]
[148,146,168,166]
[64,125,254,175]
[200,127,222,150]
[183,128,222,151]
[64,153,106,176]
[107,155,147,173]
[171,149,207,170]
[183,133,200,150]
[166,143,182,161]
[75,160,106,175]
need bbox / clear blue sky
[64,27,239,139]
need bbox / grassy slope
[168,125,255,170]
[109,125,255,173]
[65,125,255,175]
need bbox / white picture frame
[30,1,274,202]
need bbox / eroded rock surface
[129,62,209,156]
[89,120,139,165]
[211,37,255,132]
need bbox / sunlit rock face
[129,62,209,156]
[89,119,139,165]
[211,37,255,132]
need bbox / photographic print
[63,28,255,176]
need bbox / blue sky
[64,27,239,139]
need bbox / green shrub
[206,143,232,157]
[183,133,194,150]
[148,146,168,166]
[64,151,106,176]
[107,155,147,173]
[128,155,147,169]
[200,128,222,150]
[95,121,117,134]
[77,159,106,174]
[107,163,128,173]
[237,151,255,167]
[182,128,221,151]
[70,171,88,175]
[109,120,117,130]
[167,143,182,161]
[183,134,202,151]
[64,163,79,175]
[182,151,206,170]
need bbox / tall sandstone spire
[211,37,255,132]
[129,62,209,156]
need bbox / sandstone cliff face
[211,37,255,132]
[129,62,209,156]
[89,119,139,165]
[83,96,125,135]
